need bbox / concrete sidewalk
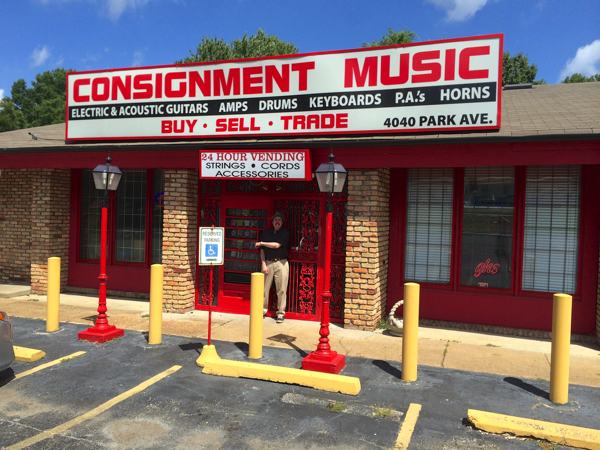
[1,289,599,387]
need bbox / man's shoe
[276,314,284,323]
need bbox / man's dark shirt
[260,228,290,261]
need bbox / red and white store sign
[199,150,311,180]
[66,34,503,141]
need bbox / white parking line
[14,351,87,379]
[394,403,422,449]
[6,364,182,450]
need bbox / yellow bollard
[402,282,420,382]
[148,264,163,345]
[550,293,572,404]
[46,257,61,332]
[248,272,265,359]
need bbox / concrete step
[0,284,31,298]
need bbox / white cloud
[559,39,600,80]
[132,50,144,66]
[0,89,4,99]
[36,0,156,22]
[107,0,151,22]
[426,0,488,22]
[31,45,51,67]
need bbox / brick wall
[163,169,197,312]
[0,170,33,284]
[344,169,390,330]
[30,169,71,294]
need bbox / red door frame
[217,195,272,314]
[194,180,341,322]
[68,168,159,293]
[388,163,600,334]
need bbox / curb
[468,409,600,450]
[13,345,46,362]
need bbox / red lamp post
[78,156,124,343]
[302,153,347,374]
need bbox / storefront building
[1,35,599,340]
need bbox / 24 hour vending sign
[65,34,502,141]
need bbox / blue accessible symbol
[205,244,218,258]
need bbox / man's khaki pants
[264,259,289,316]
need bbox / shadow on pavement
[504,376,549,400]
[234,342,249,355]
[373,359,402,379]
[0,368,15,387]
[267,334,308,357]
[179,341,204,355]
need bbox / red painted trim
[387,168,407,309]
[0,150,198,169]
[3,140,600,171]
[331,140,600,169]
[418,289,595,332]
[68,168,159,292]
[451,168,464,289]
[513,166,526,296]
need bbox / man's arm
[260,248,268,274]
[256,241,281,249]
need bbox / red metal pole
[95,206,109,330]
[208,266,213,345]
[317,209,333,354]
[78,199,124,342]
[301,198,346,373]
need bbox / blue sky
[1,0,599,99]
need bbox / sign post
[196,226,224,366]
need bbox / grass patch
[372,406,394,418]
[537,441,558,449]
[377,319,389,331]
[327,401,346,413]
[485,343,499,348]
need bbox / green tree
[562,73,600,83]
[502,52,541,86]
[364,29,416,47]
[178,29,297,63]
[0,68,69,132]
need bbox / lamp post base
[302,351,346,374]
[78,325,124,343]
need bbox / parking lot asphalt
[1,317,599,449]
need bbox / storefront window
[522,166,579,293]
[405,168,453,283]
[460,167,514,288]
[78,169,164,265]
[79,170,104,260]
[152,170,164,264]
[116,170,147,263]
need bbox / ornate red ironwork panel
[197,185,219,307]
[194,179,347,323]
[273,198,320,319]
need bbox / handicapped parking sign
[199,227,224,265]
[205,244,218,258]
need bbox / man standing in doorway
[256,212,290,323]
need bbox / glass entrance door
[219,197,271,313]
